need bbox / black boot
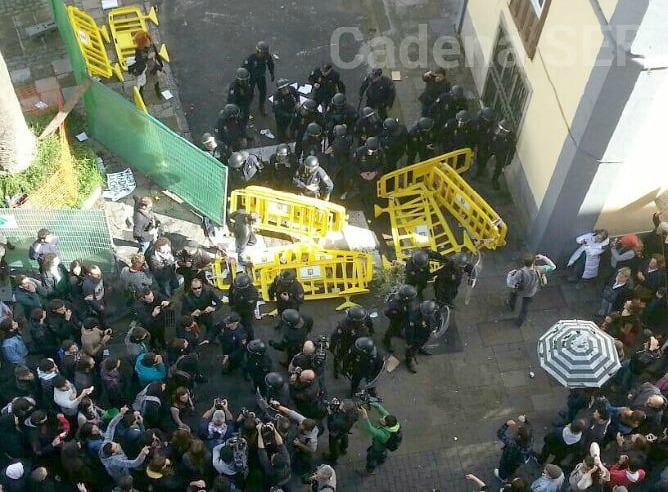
[406,358,417,373]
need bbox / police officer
[201,132,227,163]
[442,109,478,153]
[325,124,353,186]
[353,137,384,218]
[243,339,272,393]
[473,107,496,179]
[359,68,396,120]
[215,104,248,152]
[213,312,250,374]
[228,209,257,266]
[293,156,334,201]
[291,99,324,157]
[490,119,516,190]
[324,93,357,142]
[242,41,275,116]
[297,122,325,162]
[330,306,374,379]
[272,78,300,142]
[227,151,263,191]
[268,143,298,191]
[353,106,382,147]
[308,63,345,110]
[431,84,467,128]
[404,300,438,373]
[404,249,443,300]
[406,117,438,164]
[342,337,384,395]
[268,270,305,314]
[257,371,290,416]
[418,67,451,116]
[383,284,417,352]
[227,67,254,129]
[228,273,259,331]
[378,117,408,171]
[269,309,313,366]
[433,252,472,307]
[324,398,358,464]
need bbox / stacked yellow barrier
[107,6,169,71]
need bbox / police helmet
[347,305,367,322]
[331,93,347,108]
[498,119,513,133]
[451,252,470,268]
[333,124,348,138]
[450,85,464,98]
[306,122,323,138]
[247,339,267,355]
[300,99,318,115]
[233,273,251,289]
[360,106,376,119]
[419,300,438,317]
[229,151,249,170]
[354,336,376,355]
[275,143,291,160]
[417,117,434,132]
[370,68,383,78]
[366,137,380,152]
[201,132,215,145]
[383,118,399,131]
[479,107,495,122]
[398,284,418,301]
[279,270,297,282]
[236,67,250,82]
[276,78,291,89]
[456,110,471,124]
[304,155,320,172]
[221,104,241,120]
[281,309,302,327]
[256,41,270,53]
[411,249,430,268]
[264,371,284,390]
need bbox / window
[509,0,551,59]
[482,24,531,134]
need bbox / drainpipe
[457,0,469,34]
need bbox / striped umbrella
[537,319,621,388]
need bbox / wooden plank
[38,78,92,140]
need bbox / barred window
[482,24,531,134]
[509,0,551,59]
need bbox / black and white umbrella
[537,319,621,388]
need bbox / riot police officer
[406,117,438,164]
[473,107,496,179]
[244,339,272,393]
[258,371,289,409]
[324,93,357,142]
[404,300,439,373]
[201,132,227,163]
[297,122,325,162]
[272,78,300,142]
[269,309,313,366]
[359,68,396,120]
[242,40,275,116]
[442,109,478,153]
[419,67,451,116]
[325,124,353,186]
[330,306,374,379]
[291,99,324,156]
[353,106,382,147]
[324,399,358,464]
[383,284,417,352]
[215,104,248,152]
[308,63,345,110]
[293,156,334,201]
[353,137,384,218]
[227,67,254,129]
[227,151,263,191]
[378,117,408,171]
[431,84,467,128]
[433,252,473,307]
[404,249,445,300]
[341,337,384,395]
[228,273,259,331]
[268,270,305,314]
[268,143,298,191]
[490,119,516,190]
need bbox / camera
[226,433,249,475]
[353,388,382,408]
[312,335,329,368]
[323,397,341,413]
[240,408,260,426]
[289,366,303,376]
[214,398,226,410]
[261,423,276,447]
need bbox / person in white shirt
[52,375,93,416]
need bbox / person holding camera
[212,434,249,490]
[270,401,320,477]
[257,421,292,489]
[290,340,327,378]
[356,401,401,476]
[306,464,337,492]
[198,399,234,450]
[324,399,358,465]
[288,369,325,420]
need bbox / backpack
[385,428,402,451]
[506,269,521,289]
[132,384,162,412]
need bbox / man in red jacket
[608,455,646,487]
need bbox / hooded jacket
[361,402,400,451]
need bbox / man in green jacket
[357,401,400,475]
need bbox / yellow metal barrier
[229,186,347,241]
[67,6,123,81]
[375,149,506,261]
[133,86,147,112]
[108,6,169,71]
[211,245,373,310]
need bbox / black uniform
[326,407,358,462]
[418,73,451,116]
[293,165,334,200]
[406,124,439,164]
[227,80,254,129]
[215,116,248,152]
[352,114,382,148]
[382,294,416,352]
[431,92,467,128]
[324,105,357,141]
[308,66,345,109]
[215,322,251,373]
[289,377,325,419]
[134,291,170,349]
[244,350,272,393]
[297,133,325,162]
[228,153,263,191]
[441,118,478,153]
[243,52,275,113]
[325,133,353,183]
[341,345,384,395]
[268,275,305,314]
[270,315,313,365]
[490,130,516,188]
[404,256,438,300]
[404,308,438,361]
[268,152,298,191]
[359,75,396,120]
[433,260,469,306]
[474,116,496,178]
[228,282,259,332]
[330,316,374,378]
[272,86,300,142]
[378,123,408,170]
[292,112,325,158]
[353,145,384,219]
[181,286,222,337]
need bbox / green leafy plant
[370,260,406,300]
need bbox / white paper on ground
[34,101,48,110]
[161,90,174,100]
[298,84,312,95]
[75,132,88,141]
[103,168,136,201]
[101,0,119,9]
